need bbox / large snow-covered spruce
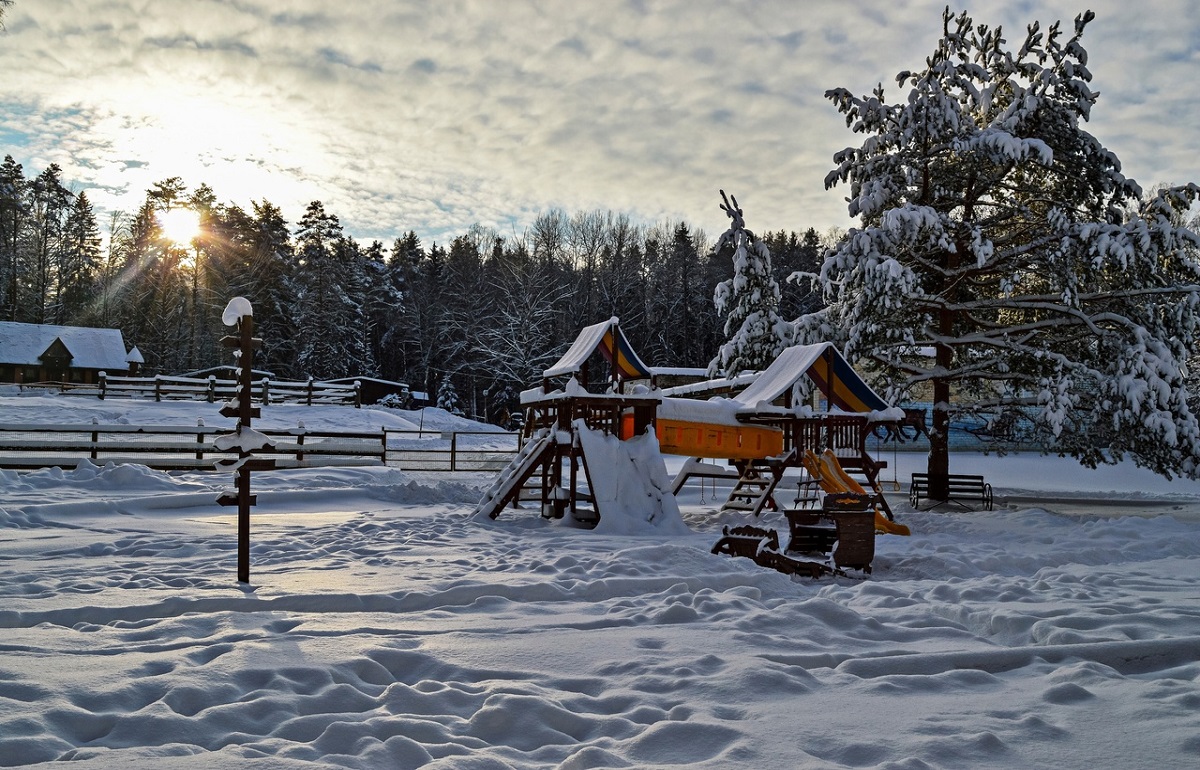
[796,8,1200,485]
[292,201,377,380]
[707,191,793,378]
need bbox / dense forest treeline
[0,157,831,419]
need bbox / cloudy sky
[2,0,1198,246]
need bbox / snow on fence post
[154,374,163,402]
[354,380,361,409]
[261,377,270,406]
[307,377,314,406]
[98,372,106,400]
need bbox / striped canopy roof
[543,318,653,382]
[731,343,889,413]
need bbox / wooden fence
[384,431,522,472]
[0,424,520,473]
[26,374,362,407]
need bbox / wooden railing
[383,430,522,472]
[24,374,362,407]
[0,423,384,471]
[0,423,520,473]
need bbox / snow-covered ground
[2,392,1199,769]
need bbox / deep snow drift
[1,392,1199,769]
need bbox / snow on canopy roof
[0,322,131,371]
[543,317,653,381]
[731,342,889,413]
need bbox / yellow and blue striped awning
[732,343,889,413]
[544,317,652,382]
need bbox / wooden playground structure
[472,317,911,576]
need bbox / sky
[2,0,1199,247]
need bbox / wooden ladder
[719,450,796,517]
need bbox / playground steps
[719,458,786,517]
[838,459,894,518]
[473,430,556,520]
[721,473,774,512]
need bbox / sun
[158,208,201,245]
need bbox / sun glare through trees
[157,208,201,247]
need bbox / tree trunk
[928,369,951,501]
[928,241,958,501]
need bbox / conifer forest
[0,162,828,418]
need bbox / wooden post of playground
[610,323,622,395]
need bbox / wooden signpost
[215,299,275,584]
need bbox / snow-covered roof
[543,317,652,381]
[731,342,889,413]
[544,319,612,378]
[0,322,131,371]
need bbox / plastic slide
[802,450,911,536]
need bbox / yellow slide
[802,450,911,536]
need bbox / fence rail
[23,374,362,408]
[0,423,520,473]
[384,430,522,472]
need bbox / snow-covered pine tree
[798,9,1200,495]
[58,190,101,324]
[436,373,463,416]
[292,201,376,380]
[708,190,792,378]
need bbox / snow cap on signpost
[222,297,254,326]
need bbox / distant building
[0,322,135,384]
[324,376,411,406]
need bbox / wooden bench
[909,473,993,510]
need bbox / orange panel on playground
[622,414,783,460]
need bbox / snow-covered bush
[436,374,464,416]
